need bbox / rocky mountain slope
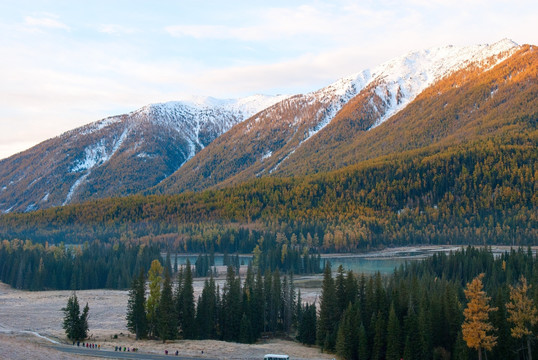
[0,95,288,212]
[154,39,523,193]
[1,39,534,213]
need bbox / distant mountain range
[1,38,536,213]
[0,95,288,212]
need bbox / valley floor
[1,245,531,359]
[0,281,331,360]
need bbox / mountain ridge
[154,39,522,193]
[0,39,532,213]
[0,94,288,212]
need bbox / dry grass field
[0,276,332,360]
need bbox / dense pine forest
[128,247,538,360]
[0,236,322,290]
[0,133,535,251]
[0,240,161,290]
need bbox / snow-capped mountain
[1,39,533,212]
[0,94,288,212]
[155,39,521,193]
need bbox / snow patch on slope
[71,127,129,173]
[364,38,518,128]
[266,39,518,173]
[306,39,518,133]
[65,127,130,205]
[132,94,291,170]
[63,172,90,206]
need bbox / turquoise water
[170,253,412,275]
[169,254,252,267]
[321,256,409,275]
[167,246,527,276]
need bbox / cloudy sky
[1,0,536,159]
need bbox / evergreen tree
[296,288,302,329]
[403,305,421,360]
[196,275,217,339]
[79,302,89,341]
[345,270,358,306]
[298,303,317,345]
[418,303,433,360]
[126,270,147,340]
[181,259,196,339]
[386,303,401,360]
[317,261,338,351]
[335,264,347,318]
[62,293,89,341]
[462,273,497,360]
[336,303,359,360]
[490,290,511,360]
[222,265,242,341]
[358,323,368,360]
[239,313,254,343]
[252,269,265,338]
[270,269,282,332]
[157,269,177,342]
[371,311,386,360]
[263,269,272,333]
[174,266,184,333]
[165,251,172,277]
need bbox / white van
[263,355,289,360]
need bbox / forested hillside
[154,44,535,192]
[0,130,535,251]
[275,45,537,177]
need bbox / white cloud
[23,14,70,31]
[165,4,373,42]
[98,24,136,35]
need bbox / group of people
[75,341,100,349]
[72,342,142,353]
[72,341,195,356]
[115,346,138,352]
[164,350,180,356]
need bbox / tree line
[323,247,538,360]
[125,247,538,360]
[127,259,303,343]
[0,239,161,290]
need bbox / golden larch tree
[462,273,497,360]
[146,259,163,338]
[507,275,538,360]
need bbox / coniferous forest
[0,135,535,250]
[0,239,161,290]
[0,235,322,291]
[124,247,538,360]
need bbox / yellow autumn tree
[462,273,497,360]
[146,259,163,338]
[507,275,538,360]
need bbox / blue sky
[1,0,537,159]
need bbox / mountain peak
[0,39,530,213]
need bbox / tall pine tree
[126,270,147,340]
[157,268,177,342]
[180,259,196,339]
[62,293,89,341]
[317,262,338,351]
